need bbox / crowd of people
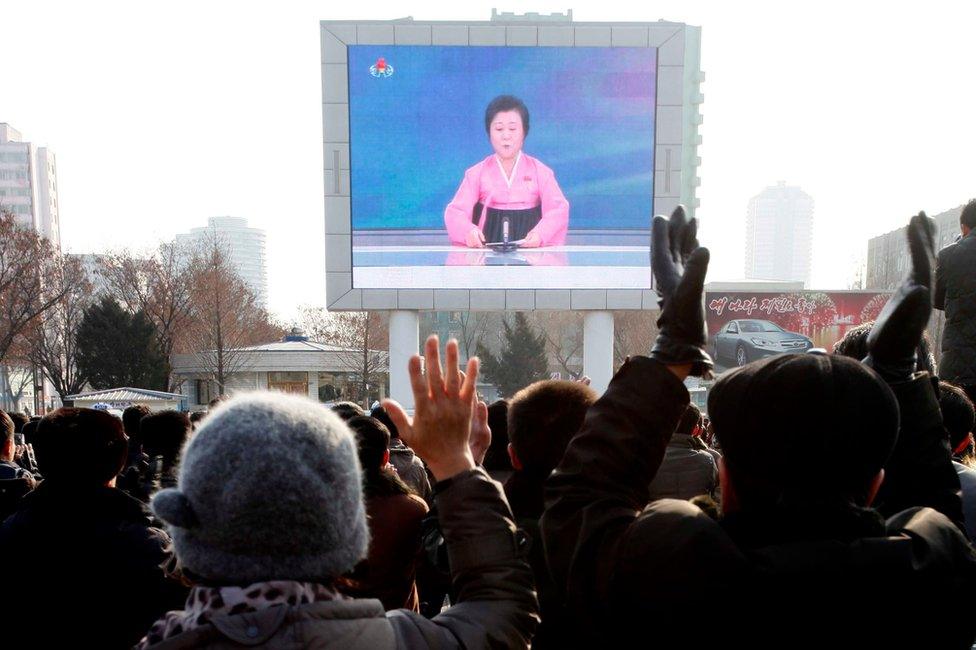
[0,201,975,648]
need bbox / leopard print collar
[137,580,345,647]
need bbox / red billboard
[706,291,891,369]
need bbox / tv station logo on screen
[369,57,394,78]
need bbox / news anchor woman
[444,95,569,248]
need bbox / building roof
[235,340,358,353]
[65,387,185,402]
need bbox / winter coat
[936,230,976,386]
[140,469,538,649]
[0,481,188,649]
[347,491,429,611]
[504,471,578,649]
[647,433,718,501]
[542,357,976,648]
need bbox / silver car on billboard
[713,319,813,366]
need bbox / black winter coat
[0,481,188,649]
[543,357,976,649]
[936,231,976,386]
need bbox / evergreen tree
[76,297,167,390]
[476,312,548,397]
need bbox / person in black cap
[542,207,976,648]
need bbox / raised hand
[383,335,480,481]
[469,400,491,466]
[649,205,713,377]
[865,212,937,382]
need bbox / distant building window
[196,379,216,405]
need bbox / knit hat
[708,353,900,507]
[151,392,368,585]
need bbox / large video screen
[348,45,658,289]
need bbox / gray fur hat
[151,392,369,584]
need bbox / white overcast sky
[3,1,974,321]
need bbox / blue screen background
[348,46,657,232]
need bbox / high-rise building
[866,204,965,291]
[0,123,61,247]
[744,182,814,286]
[176,216,268,307]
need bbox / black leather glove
[650,205,713,377]
[864,211,936,382]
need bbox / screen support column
[583,311,614,395]
[389,311,420,411]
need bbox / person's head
[507,380,597,478]
[141,410,193,467]
[960,198,976,236]
[939,381,975,458]
[833,320,935,374]
[0,411,14,462]
[207,396,226,409]
[675,403,703,437]
[369,404,399,439]
[21,418,38,447]
[347,415,390,473]
[709,354,899,513]
[33,408,128,486]
[346,414,412,499]
[482,399,511,473]
[6,411,28,434]
[331,401,366,422]
[150,392,368,586]
[485,95,529,162]
[122,404,151,439]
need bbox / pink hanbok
[444,152,569,246]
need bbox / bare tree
[303,308,389,408]
[22,253,93,398]
[0,209,79,364]
[0,364,35,411]
[456,311,495,360]
[532,311,585,379]
[181,238,282,395]
[100,242,194,390]
[612,310,660,370]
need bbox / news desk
[352,245,652,290]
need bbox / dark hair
[833,320,935,373]
[189,410,207,426]
[21,418,38,446]
[485,95,530,137]
[347,415,412,498]
[482,399,511,473]
[331,401,366,422]
[961,198,976,230]
[0,411,13,447]
[676,403,702,436]
[141,410,193,467]
[508,380,597,477]
[34,408,128,485]
[369,404,399,439]
[6,411,28,433]
[939,381,975,455]
[122,404,151,438]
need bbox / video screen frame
[322,18,702,311]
